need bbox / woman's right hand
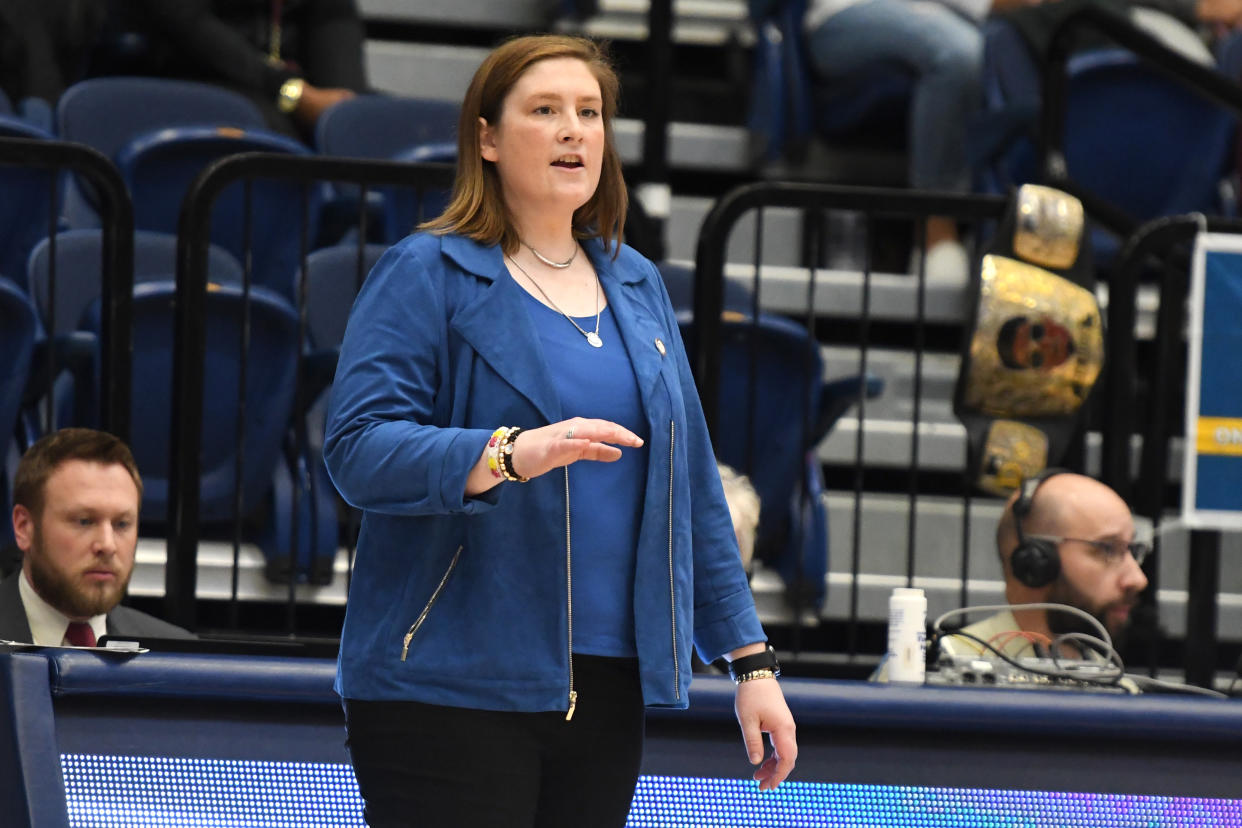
[464,418,643,496]
[509,417,643,481]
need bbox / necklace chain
[522,240,577,269]
[507,254,602,347]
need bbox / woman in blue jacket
[324,34,797,828]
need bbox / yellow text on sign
[1197,418,1242,457]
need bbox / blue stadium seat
[0,117,58,292]
[315,94,458,160]
[978,21,1238,264]
[675,305,883,611]
[79,282,330,581]
[297,243,387,353]
[0,278,37,548]
[56,76,270,230]
[382,143,456,243]
[282,243,390,585]
[114,125,321,300]
[315,95,457,243]
[28,229,243,337]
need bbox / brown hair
[421,34,627,257]
[13,428,143,519]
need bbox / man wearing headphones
[943,469,1150,659]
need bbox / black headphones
[1009,467,1071,588]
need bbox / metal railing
[167,153,454,631]
[692,182,1018,662]
[0,135,133,440]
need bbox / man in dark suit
[0,428,191,644]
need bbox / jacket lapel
[592,246,671,414]
[445,236,564,424]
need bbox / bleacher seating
[0,117,58,293]
[27,229,242,337]
[114,124,321,300]
[55,76,269,230]
[315,94,458,243]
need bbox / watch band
[277,77,305,114]
[728,644,780,682]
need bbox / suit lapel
[0,571,34,643]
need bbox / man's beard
[27,528,130,619]
[1046,574,1131,652]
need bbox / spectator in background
[121,0,368,140]
[719,462,761,580]
[0,0,105,107]
[942,470,1149,659]
[694,464,763,674]
[802,0,1036,280]
[0,428,192,646]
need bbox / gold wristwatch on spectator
[277,77,305,114]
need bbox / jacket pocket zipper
[401,545,463,661]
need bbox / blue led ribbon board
[61,756,1242,828]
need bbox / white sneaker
[919,239,970,284]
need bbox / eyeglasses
[1027,534,1152,567]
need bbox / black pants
[344,655,645,828]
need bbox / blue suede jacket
[323,232,764,713]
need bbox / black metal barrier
[169,153,454,630]
[692,182,1017,663]
[0,136,133,440]
[1108,215,1242,685]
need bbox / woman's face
[479,57,605,219]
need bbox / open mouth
[552,156,584,169]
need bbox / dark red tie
[64,622,96,647]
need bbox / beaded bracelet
[486,426,509,480]
[496,426,529,483]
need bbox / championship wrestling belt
[953,184,1103,496]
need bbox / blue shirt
[522,289,650,657]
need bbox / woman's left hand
[734,678,797,791]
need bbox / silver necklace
[523,240,577,269]
[508,254,603,348]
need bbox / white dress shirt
[18,570,107,646]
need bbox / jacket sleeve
[643,258,767,661]
[323,241,498,516]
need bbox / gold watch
[277,77,305,114]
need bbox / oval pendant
[586,332,603,348]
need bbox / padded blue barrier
[6,649,1242,825]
